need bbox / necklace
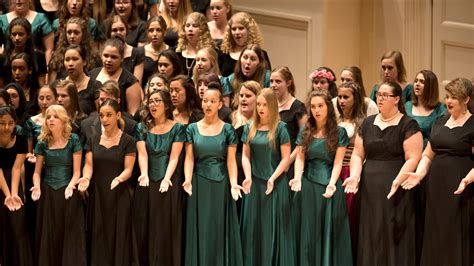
[380,110,400,122]
[102,130,121,141]
[23,87,30,101]
[278,96,292,108]
[74,75,87,89]
[446,111,470,126]
[185,57,195,76]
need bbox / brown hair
[445,78,472,111]
[271,66,296,96]
[301,89,339,154]
[381,50,407,83]
[231,44,268,97]
[336,82,367,127]
[411,70,440,109]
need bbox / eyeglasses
[376,93,396,100]
[149,98,163,105]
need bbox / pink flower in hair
[309,69,335,82]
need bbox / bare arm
[289,145,304,192]
[343,134,365,193]
[349,134,365,179]
[134,62,144,88]
[116,153,136,182]
[162,142,184,182]
[78,151,93,192]
[269,142,291,182]
[329,146,347,186]
[126,82,143,116]
[223,96,230,108]
[69,151,83,187]
[183,142,194,195]
[43,32,54,65]
[137,140,149,180]
[241,143,252,194]
[387,131,423,198]
[65,151,82,199]
[323,146,347,198]
[241,143,252,180]
[227,145,238,185]
[10,153,26,197]
[454,168,474,194]
[31,154,44,201]
[413,142,436,180]
[47,70,57,85]
[81,151,93,179]
[0,169,11,198]
[289,146,298,166]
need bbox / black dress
[123,47,145,78]
[88,67,138,114]
[126,20,147,47]
[34,134,86,266]
[357,115,420,266]
[101,19,147,47]
[142,55,158,89]
[86,133,139,265]
[420,115,474,266]
[175,51,196,78]
[279,99,306,149]
[0,135,33,266]
[78,79,102,116]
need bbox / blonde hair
[231,80,261,128]
[221,12,264,54]
[246,88,279,150]
[192,47,220,85]
[160,0,192,32]
[176,12,213,52]
[38,105,72,142]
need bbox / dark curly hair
[50,17,98,74]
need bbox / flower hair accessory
[309,69,335,82]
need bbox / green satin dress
[405,101,446,148]
[240,121,295,266]
[133,123,186,266]
[34,133,86,266]
[293,127,352,266]
[184,122,243,266]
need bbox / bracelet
[83,176,91,181]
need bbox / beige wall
[233,0,436,100]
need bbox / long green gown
[134,123,186,266]
[240,121,295,266]
[184,122,243,266]
[293,127,352,266]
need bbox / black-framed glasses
[375,93,396,100]
[149,98,163,105]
